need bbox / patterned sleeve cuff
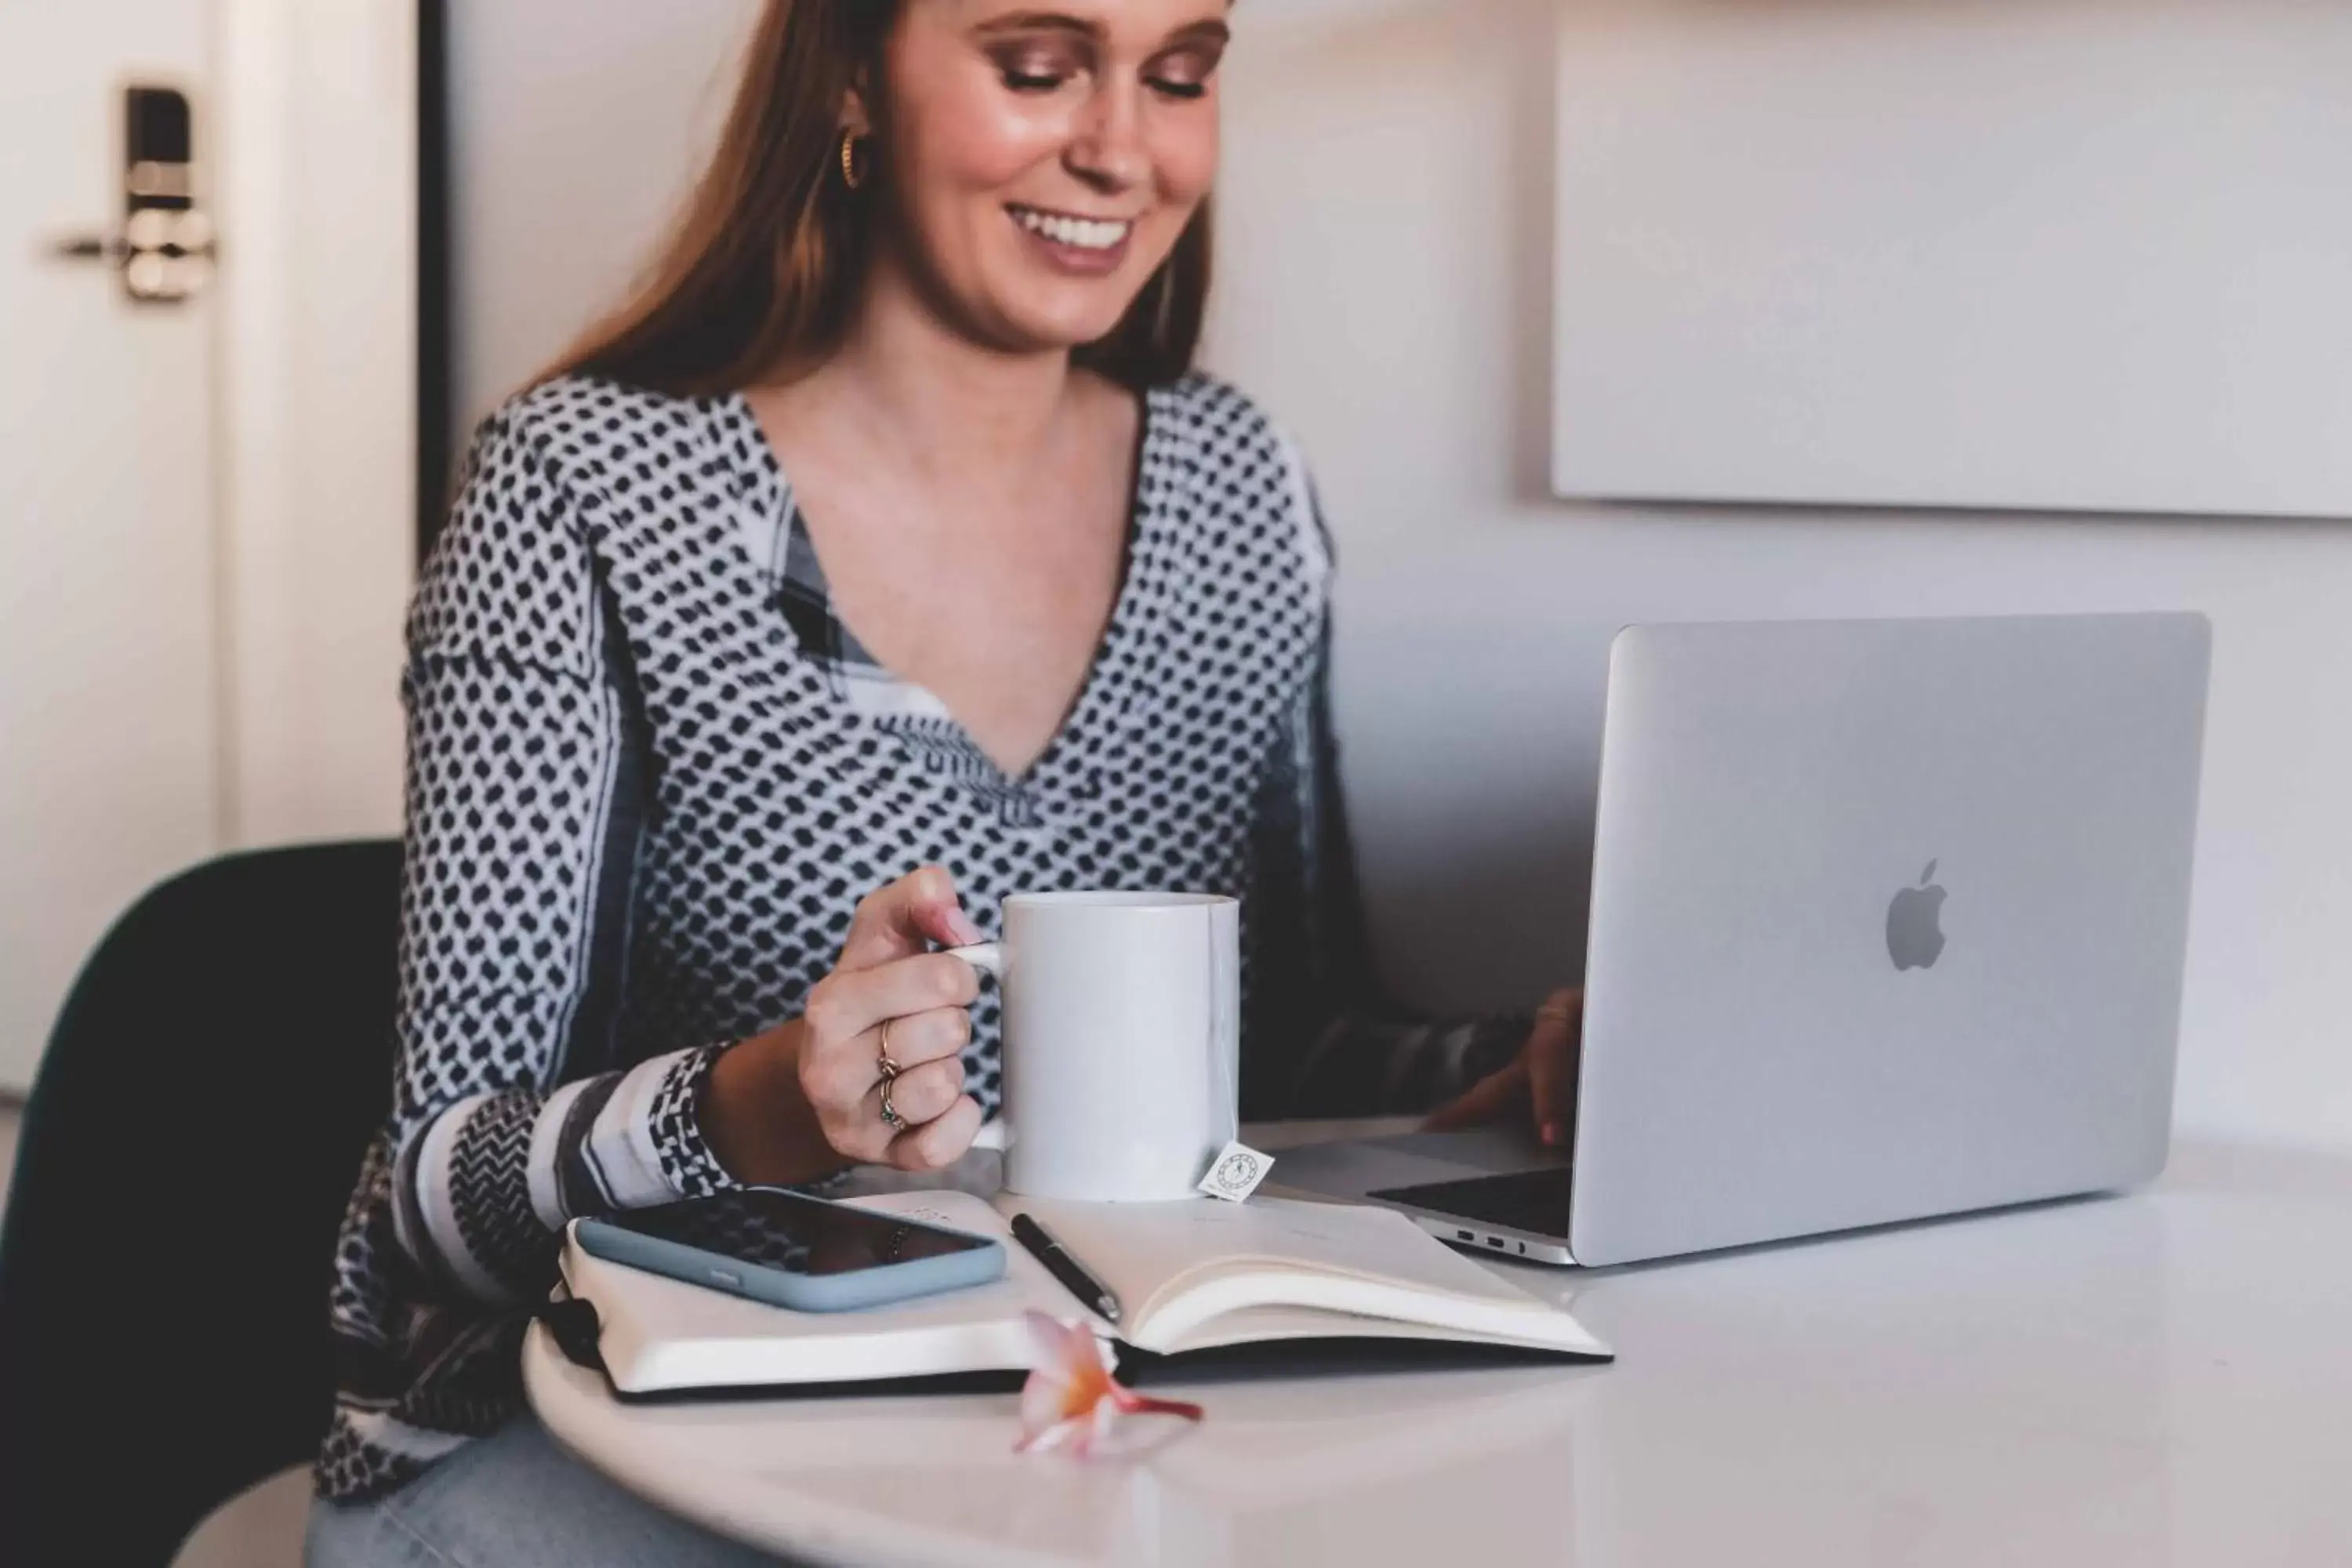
[647,1042,740,1200]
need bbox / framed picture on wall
[1550,0,2352,520]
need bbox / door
[0,3,220,1092]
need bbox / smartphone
[572,1188,1006,1313]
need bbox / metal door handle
[44,215,213,298]
[50,234,122,262]
[47,210,215,263]
[45,84,212,302]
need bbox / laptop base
[1265,1129,1581,1267]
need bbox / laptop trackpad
[1268,1127,1573,1208]
[1354,1127,1570,1174]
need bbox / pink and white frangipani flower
[1015,1311,1204,1457]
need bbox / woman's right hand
[701,866,989,1185]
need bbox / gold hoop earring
[840,129,868,191]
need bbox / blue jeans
[305,1417,805,1566]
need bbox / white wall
[1544,0,2352,519]
[445,0,2352,1151]
[447,0,756,428]
[1210,0,2352,1152]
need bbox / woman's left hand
[1424,989,1584,1147]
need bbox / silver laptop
[1270,613,2210,1268]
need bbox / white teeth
[1012,207,1131,252]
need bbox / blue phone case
[572,1194,1007,1313]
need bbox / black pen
[1010,1212,1122,1325]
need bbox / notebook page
[1001,1195,1567,1339]
[1149,1302,1602,1358]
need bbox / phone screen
[600,1189,994,1277]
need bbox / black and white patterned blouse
[318,372,1528,1501]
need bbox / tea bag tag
[1196,1141,1275,1203]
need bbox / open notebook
[558,1191,1609,1399]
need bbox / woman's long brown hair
[551,0,1212,397]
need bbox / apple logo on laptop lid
[1886,860,1948,971]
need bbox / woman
[310,2,1579,1561]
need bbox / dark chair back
[0,841,399,1566]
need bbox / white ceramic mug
[951,892,1240,1202]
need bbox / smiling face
[859,1,1229,357]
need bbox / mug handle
[942,943,1012,1152]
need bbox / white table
[525,1127,2352,1567]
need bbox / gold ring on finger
[880,1079,906,1132]
[877,1018,902,1083]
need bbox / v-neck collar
[717,384,1168,802]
